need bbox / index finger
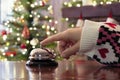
[40,32,65,46]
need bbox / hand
[40,28,82,59]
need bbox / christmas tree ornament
[1,30,7,36]
[41,1,45,6]
[26,48,58,67]
[76,13,84,27]
[20,43,26,49]
[5,51,16,57]
[22,25,30,39]
[30,38,39,46]
[106,11,119,24]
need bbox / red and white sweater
[80,20,120,66]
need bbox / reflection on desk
[1,60,120,80]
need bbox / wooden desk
[0,60,120,80]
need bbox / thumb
[61,41,80,59]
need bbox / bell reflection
[93,67,120,80]
[1,61,28,79]
[26,66,57,80]
[26,66,41,80]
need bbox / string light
[100,2,103,5]
[42,25,46,29]
[6,42,10,46]
[68,2,72,7]
[48,5,53,10]
[3,35,7,41]
[32,46,36,48]
[93,1,97,6]
[63,2,68,6]
[29,14,33,17]
[76,4,81,7]
[65,18,69,21]
[37,15,40,18]
[34,2,38,6]
[47,25,50,29]
[36,33,39,36]
[17,37,21,41]
[33,27,37,30]
[16,33,20,36]
[26,40,30,44]
[51,27,55,31]
[55,21,58,24]
[29,27,33,30]
[10,54,14,57]
[106,1,112,4]
[46,31,50,35]
[45,16,48,19]
[31,4,35,8]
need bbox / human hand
[40,28,82,59]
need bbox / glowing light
[65,18,69,21]
[10,54,14,57]
[32,46,36,48]
[5,47,8,50]
[45,16,48,19]
[31,4,35,8]
[34,2,38,6]
[37,15,40,18]
[71,24,75,27]
[16,33,20,36]
[1,49,5,52]
[42,25,46,29]
[47,25,50,29]
[26,40,30,44]
[54,31,57,33]
[22,49,27,55]
[17,37,21,41]
[29,27,33,30]
[6,42,10,46]
[72,0,76,2]
[36,33,39,36]
[2,52,6,56]
[34,12,37,15]
[17,28,20,30]
[21,15,24,19]
[33,27,37,30]
[9,28,13,32]
[49,19,52,22]
[3,35,7,41]
[100,2,103,5]
[68,3,72,7]
[29,15,33,17]
[12,18,16,22]
[27,2,30,4]
[76,4,81,7]
[46,31,50,35]
[106,1,112,4]
[48,5,52,10]
[4,22,8,26]
[51,27,55,31]
[55,21,58,24]
[39,1,43,6]
[64,2,68,5]
[93,1,97,6]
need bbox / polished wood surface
[1,60,120,80]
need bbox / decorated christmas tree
[0,0,57,61]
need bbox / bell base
[26,59,58,67]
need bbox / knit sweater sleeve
[79,20,120,65]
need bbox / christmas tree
[0,0,57,61]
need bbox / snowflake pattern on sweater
[93,23,120,65]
